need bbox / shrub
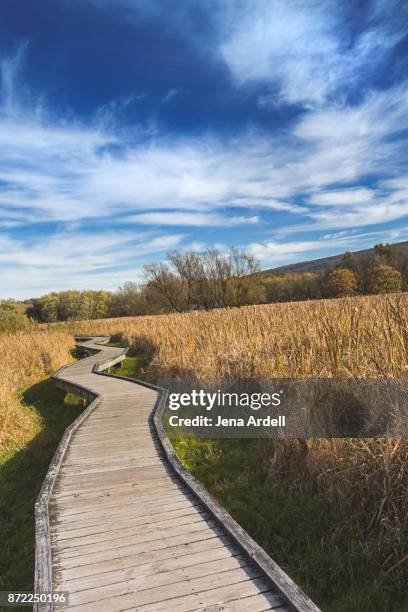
[0,302,35,332]
[366,265,402,294]
[325,268,359,297]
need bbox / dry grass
[0,330,74,454]
[60,293,408,379]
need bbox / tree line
[324,243,404,297]
[0,243,406,331]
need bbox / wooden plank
[198,592,289,611]
[51,500,201,530]
[56,464,172,482]
[57,571,273,612]
[50,490,195,514]
[61,455,162,468]
[61,556,255,607]
[58,459,162,476]
[54,528,225,570]
[57,546,242,592]
[63,444,159,457]
[55,535,235,582]
[50,490,196,517]
[72,427,153,437]
[59,463,163,477]
[52,477,178,499]
[54,510,209,544]
[52,512,198,536]
[125,578,283,612]
[52,508,209,542]
[52,519,218,559]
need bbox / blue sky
[1,0,408,298]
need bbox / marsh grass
[58,293,408,380]
[0,330,74,454]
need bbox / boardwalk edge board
[34,336,321,612]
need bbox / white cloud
[219,0,407,106]
[309,188,377,206]
[2,80,408,297]
[310,201,408,230]
[249,239,322,260]
[126,211,259,226]
[247,226,408,267]
[0,229,185,299]
[162,89,179,104]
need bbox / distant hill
[262,240,408,275]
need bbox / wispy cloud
[219,0,408,107]
[309,188,377,207]
[1,41,30,115]
[248,226,408,267]
[126,211,259,226]
[2,85,408,207]
[162,89,179,104]
[0,229,184,298]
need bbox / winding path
[34,336,320,612]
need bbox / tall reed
[0,330,74,453]
[61,294,408,380]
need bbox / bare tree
[168,251,204,310]
[143,247,264,312]
[144,262,186,312]
[204,249,231,308]
[228,248,261,306]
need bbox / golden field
[0,330,74,454]
[62,293,408,380]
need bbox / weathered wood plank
[57,546,242,592]
[52,510,209,542]
[127,577,284,612]
[55,535,235,582]
[61,559,259,607]
[53,520,219,560]
[51,491,196,515]
[51,477,178,499]
[51,503,201,532]
[53,529,225,570]
[57,569,264,611]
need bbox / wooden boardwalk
[34,337,320,612]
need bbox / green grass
[0,382,84,610]
[114,354,150,378]
[70,345,87,360]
